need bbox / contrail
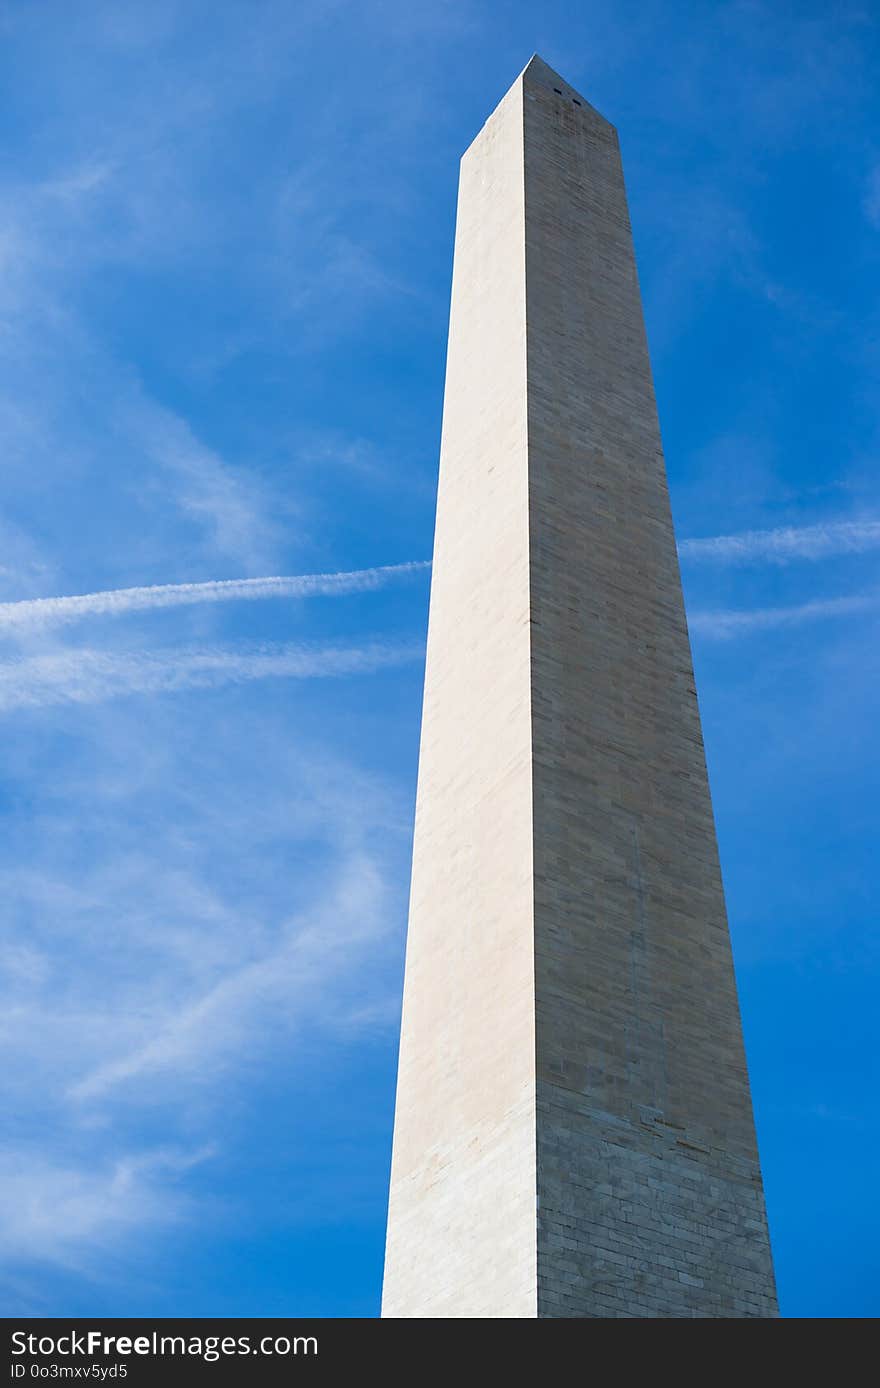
[679,519,880,566]
[688,591,880,639]
[0,562,430,632]
[0,639,424,713]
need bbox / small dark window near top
[553,87,562,94]
[573,99,581,106]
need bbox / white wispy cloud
[680,518,880,565]
[0,1145,210,1269]
[0,638,423,713]
[689,591,880,639]
[39,158,117,204]
[0,561,429,632]
[130,395,284,571]
[0,693,410,1278]
[0,715,408,1098]
[69,849,388,1103]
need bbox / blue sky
[0,0,877,1319]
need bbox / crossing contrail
[679,518,880,565]
[0,639,425,712]
[0,562,430,632]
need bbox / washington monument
[382,56,777,1318]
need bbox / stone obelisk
[382,56,777,1318]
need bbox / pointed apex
[518,54,611,128]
